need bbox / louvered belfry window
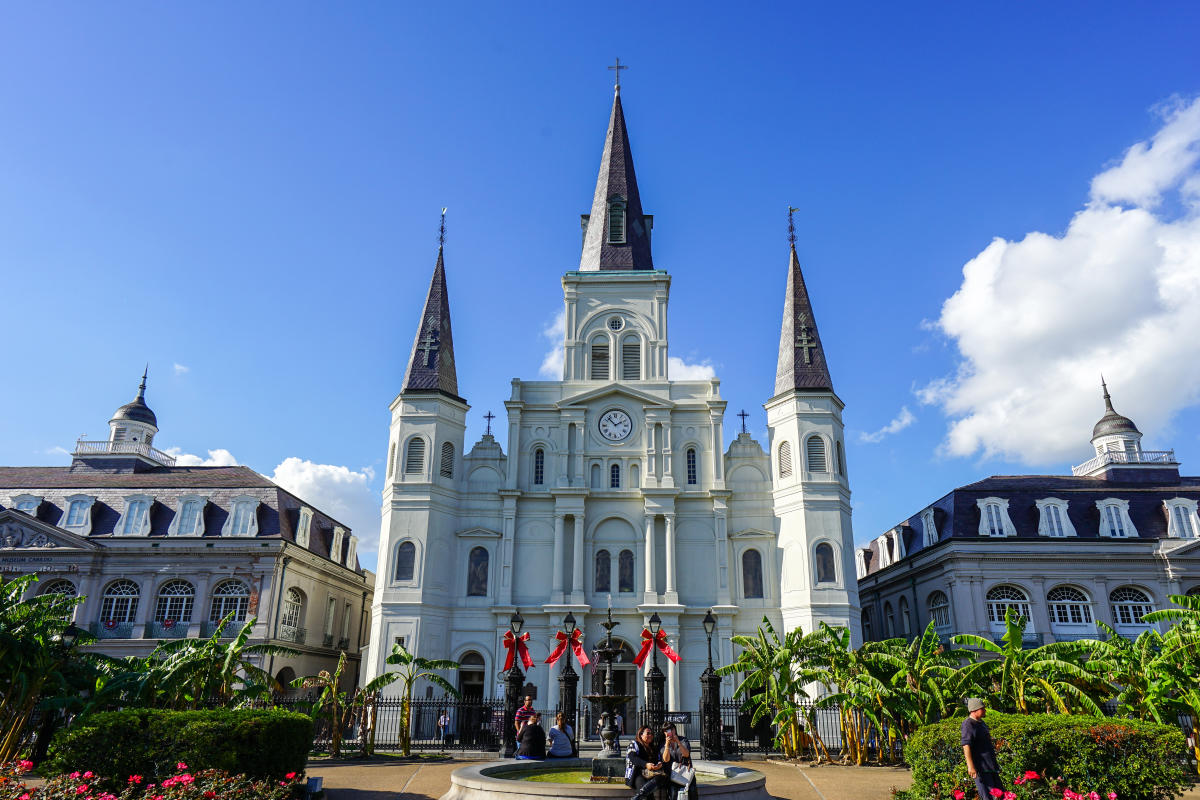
[591,342,610,380]
[608,201,626,244]
[622,340,640,380]
[806,436,827,472]
[440,442,455,478]
[404,438,425,475]
[778,442,792,478]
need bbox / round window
[607,317,624,331]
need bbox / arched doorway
[274,666,297,698]
[456,652,488,748]
[458,652,485,698]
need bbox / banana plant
[376,641,460,756]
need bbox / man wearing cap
[962,698,1000,800]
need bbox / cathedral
[365,81,861,713]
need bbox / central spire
[402,213,461,401]
[579,79,653,271]
[775,210,834,395]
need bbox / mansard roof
[774,245,834,395]
[401,247,462,401]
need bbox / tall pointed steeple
[774,234,834,396]
[402,221,460,400]
[579,82,653,270]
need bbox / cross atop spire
[608,57,628,93]
[401,219,462,401]
[774,232,834,396]
[787,206,798,249]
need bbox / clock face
[598,409,633,442]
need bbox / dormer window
[1097,499,1135,538]
[223,496,260,537]
[295,507,313,548]
[118,495,153,536]
[1164,499,1199,539]
[345,535,358,568]
[63,495,95,533]
[169,496,208,536]
[11,495,42,514]
[330,525,345,562]
[920,508,938,547]
[1036,498,1076,538]
[608,200,626,244]
[976,497,1016,537]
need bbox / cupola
[109,367,159,448]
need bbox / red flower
[17,760,34,773]
[990,790,1004,798]
[204,792,217,799]
[128,775,143,784]
[176,762,188,771]
[285,772,297,780]
[1004,793,1016,800]
[1024,771,1039,780]
[954,791,965,800]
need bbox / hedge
[45,709,313,781]
[900,713,1192,800]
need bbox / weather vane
[787,206,798,248]
[608,57,628,91]
[438,208,447,248]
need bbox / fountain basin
[439,759,769,800]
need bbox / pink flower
[70,771,82,779]
[1024,771,1039,780]
[285,772,297,780]
[1005,793,1016,800]
[17,760,33,773]
[76,786,89,795]
[990,790,1004,798]
[1014,778,1025,786]
[954,791,965,800]
[82,771,94,779]
[204,792,217,799]
[20,794,30,800]
[176,762,188,771]
[1108,795,1117,800]
[128,775,143,784]
[1089,793,1100,800]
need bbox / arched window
[884,602,895,637]
[41,579,76,597]
[621,336,640,381]
[836,441,846,476]
[986,585,1032,629]
[1187,585,1200,597]
[610,464,620,489]
[388,443,396,477]
[778,442,792,478]
[404,438,426,475]
[806,436,827,472]
[394,541,416,582]
[280,588,305,634]
[899,596,911,637]
[467,547,489,597]
[590,463,601,488]
[928,591,950,630]
[533,449,545,486]
[686,448,698,485]
[101,580,140,624]
[590,337,610,380]
[814,542,836,584]
[742,549,764,599]
[1047,586,1092,626]
[440,442,455,478]
[1110,587,1154,627]
[861,609,873,641]
[154,580,194,626]
[210,580,250,622]
[459,651,486,698]
[595,549,611,593]
[618,549,634,592]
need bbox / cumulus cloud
[165,448,239,466]
[270,457,379,569]
[921,96,1200,464]
[173,363,190,375]
[859,406,916,443]
[667,356,717,380]
[538,310,566,378]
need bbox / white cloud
[173,363,190,375]
[165,447,239,466]
[921,96,1200,464]
[270,457,379,569]
[667,356,717,380]
[538,310,566,378]
[859,406,916,443]
[43,446,71,459]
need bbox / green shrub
[900,713,1191,800]
[44,709,313,781]
[0,760,306,799]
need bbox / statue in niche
[466,546,489,597]
[618,549,634,592]
[595,550,610,593]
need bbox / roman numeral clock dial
[598,409,633,442]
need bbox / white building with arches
[365,84,861,713]
[856,383,1200,645]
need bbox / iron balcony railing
[148,620,189,639]
[73,439,177,467]
[278,625,306,644]
[201,619,235,638]
[337,637,350,650]
[1072,449,1176,476]
[92,621,135,639]
[322,633,334,648]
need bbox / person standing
[437,708,451,751]
[962,698,1000,800]
[514,695,536,733]
[614,711,624,749]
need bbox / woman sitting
[626,725,667,800]
[660,722,698,800]
[547,712,576,758]
[515,711,547,759]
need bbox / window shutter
[440,442,455,478]
[778,442,792,478]
[806,436,827,472]
[622,341,640,380]
[590,344,610,380]
[405,438,425,475]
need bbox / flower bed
[0,761,305,800]
[900,713,1191,800]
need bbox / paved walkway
[305,758,914,800]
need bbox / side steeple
[579,78,653,271]
[402,215,461,401]
[774,214,834,395]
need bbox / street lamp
[564,612,576,636]
[699,609,723,759]
[558,611,580,748]
[502,609,526,758]
[644,612,666,739]
[702,610,716,670]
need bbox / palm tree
[875,621,976,728]
[373,642,460,756]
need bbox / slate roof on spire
[579,88,653,270]
[112,367,158,426]
[774,245,834,395]
[402,247,462,401]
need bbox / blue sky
[3,3,1199,570]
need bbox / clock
[598,409,633,442]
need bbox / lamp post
[699,609,723,759]
[502,610,525,758]
[644,612,666,739]
[557,612,580,747]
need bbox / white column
[711,415,725,484]
[505,409,521,489]
[501,498,517,604]
[571,515,584,604]
[643,514,657,603]
[667,631,681,710]
[551,514,565,600]
[188,574,211,637]
[663,424,674,485]
[664,514,677,602]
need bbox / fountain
[581,603,635,775]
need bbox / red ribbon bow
[545,629,591,667]
[502,630,534,670]
[632,628,681,669]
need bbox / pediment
[1158,536,1200,557]
[456,526,502,539]
[557,383,673,410]
[729,527,775,539]
[0,510,103,552]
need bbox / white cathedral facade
[366,84,861,713]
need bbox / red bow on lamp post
[545,628,591,667]
[503,630,534,670]
[632,628,680,669]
